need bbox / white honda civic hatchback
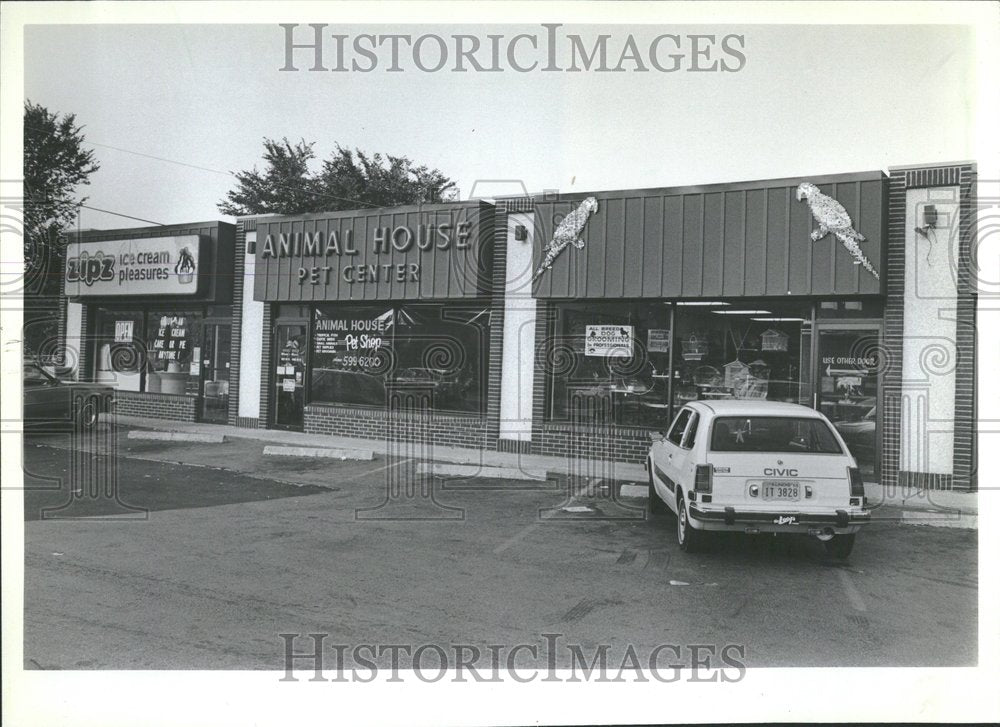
[646,400,870,558]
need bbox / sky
[22,22,979,230]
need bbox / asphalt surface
[21,427,978,671]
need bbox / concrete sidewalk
[109,414,978,517]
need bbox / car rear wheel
[77,398,99,430]
[676,494,703,552]
[824,533,856,559]
[647,459,665,515]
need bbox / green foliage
[23,101,100,298]
[218,138,456,216]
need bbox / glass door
[816,326,882,479]
[273,323,308,430]
[200,324,231,423]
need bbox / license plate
[762,481,799,501]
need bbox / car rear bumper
[688,504,870,531]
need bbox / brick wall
[257,303,274,428]
[304,404,490,449]
[882,171,906,490]
[113,391,199,421]
[227,220,249,425]
[485,205,506,448]
[883,163,977,491]
[952,166,977,490]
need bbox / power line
[24,120,454,216]
[78,204,164,226]
[80,135,384,210]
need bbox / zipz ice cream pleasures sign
[64,235,201,297]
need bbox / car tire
[647,460,665,515]
[676,494,703,553]
[77,397,99,430]
[824,533,856,559]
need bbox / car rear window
[710,416,843,454]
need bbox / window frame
[666,407,693,446]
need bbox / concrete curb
[418,463,548,481]
[262,445,374,461]
[619,483,648,499]
[127,430,226,443]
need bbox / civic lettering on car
[763,467,798,477]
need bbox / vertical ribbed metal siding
[532,174,886,299]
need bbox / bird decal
[532,197,599,283]
[796,182,879,280]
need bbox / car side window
[666,408,692,446]
[681,412,700,450]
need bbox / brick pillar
[227,221,247,425]
[258,302,273,429]
[484,205,506,448]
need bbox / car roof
[684,400,825,419]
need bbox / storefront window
[547,301,671,427]
[311,305,394,408]
[309,303,490,414]
[94,308,145,391]
[672,301,813,410]
[145,310,204,396]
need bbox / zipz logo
[66,251,115,286]
[773,515,797,525]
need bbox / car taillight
[694,464,713,493]
[848,466,865,497]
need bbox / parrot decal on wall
[795,182,879,280]
[532,196,599,283]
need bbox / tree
[23,101,100,296]
[22,102,100,362]
[218,138,456,216]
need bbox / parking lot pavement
[19,429,977,671]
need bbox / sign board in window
[312,310,392,372]
[647,328,671,353]
[64,236,202,297]
[585,325,634,357]
[151,315,189,362]
[114,320,134,343]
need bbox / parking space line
[837,568,867,612]
[493,495,578,554]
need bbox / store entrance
[273,323,307,431]
[200,324,231,423]
[816,326,882,479]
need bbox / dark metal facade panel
[252,202,493,302]
[531,171,887,299]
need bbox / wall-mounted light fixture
[915,203,939,263]
[514,225,528,241]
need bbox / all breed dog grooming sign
[64,235,203,297]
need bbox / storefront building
[233,201,501,449]
[61,220,239,422]
[59,162,976,491]
[501,162,976,490]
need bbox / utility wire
[80,135,384,210]
[77,204,164,226]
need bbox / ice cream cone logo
[175,247,196,284]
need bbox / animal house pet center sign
[253,202,493,302]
